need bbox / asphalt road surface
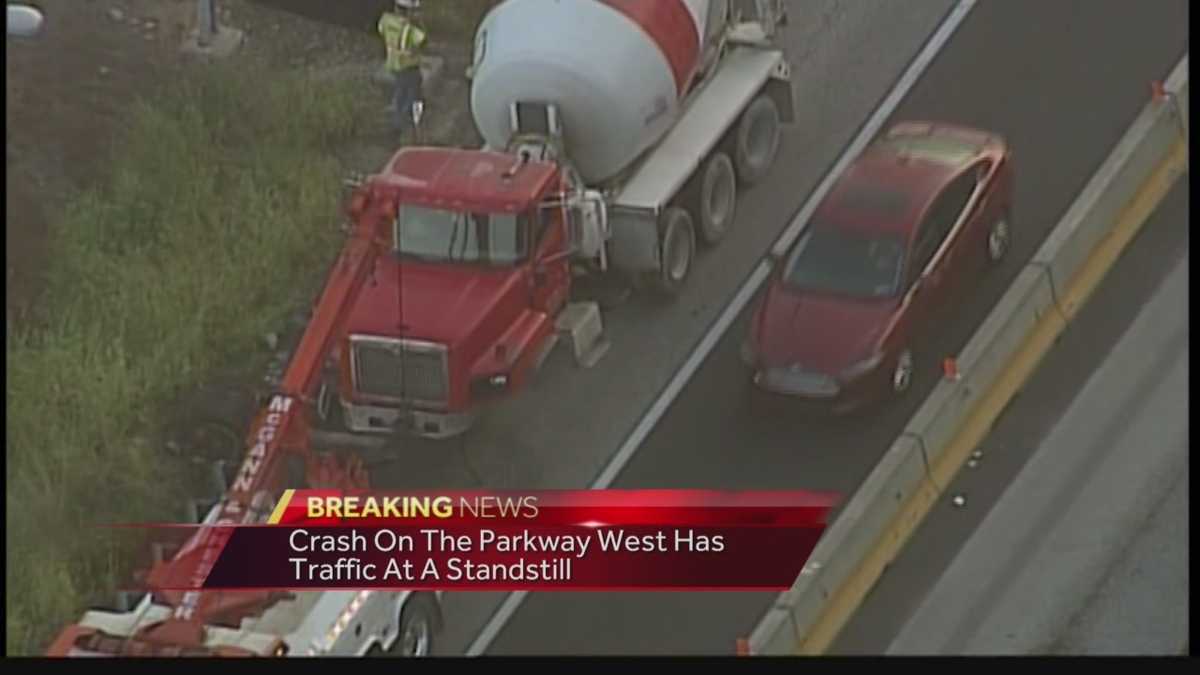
[835,183,1189,656]
[467,0,1190,656]
[372,0,965,654]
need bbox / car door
[921,172,977,309]
[960,157,1002,275]
[898,213,943,344]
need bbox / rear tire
[690,151,738,246]
[389,594,437,657]
[732,94,782,187]
[649,206,696,299]
[171,383,257,491]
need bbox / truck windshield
[783,226,905,299]
[395,204,528,266]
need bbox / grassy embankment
[5,1,500,655]
[5,62,371,655]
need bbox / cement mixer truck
[321,0,794,440]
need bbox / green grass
[5,61,373,656]
[422,0,501,37]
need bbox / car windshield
[395,204,529,266]
[783,225,906,299]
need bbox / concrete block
[1031,93,1180,298]
[953,265,1056,402]
[746,605,800,654]
[751,435,928,653]
[181,25,245,60]
[555,302,610,368]
[1165,55,1189,140]
[908,266,1055,465]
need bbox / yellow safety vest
[378,12,426,73]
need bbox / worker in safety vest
[378,0,428,141]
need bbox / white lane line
[465,0,979,657]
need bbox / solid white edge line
[464,0,979,657]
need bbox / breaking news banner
[150,490,839,592]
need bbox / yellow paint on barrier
[795,138,1188,655]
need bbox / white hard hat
[395,0,421,9]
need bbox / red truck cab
[330,147,574,439]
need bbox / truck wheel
[390,594,437,657]
[651,206,696,298]
[732,94,782,187]
[691,151,738,246]
[172,384,256,489]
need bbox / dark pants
[391,66,424,135]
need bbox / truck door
[529,205,569,315]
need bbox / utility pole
[197,0,218,48]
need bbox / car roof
[814,122,996,235]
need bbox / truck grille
[350,337,449,407]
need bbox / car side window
[933,174,976,241]
[907,172,976,288]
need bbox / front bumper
[748,366,886,416]
[341,401,476,440]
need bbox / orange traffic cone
[736,638,750,656]
[942,357,961,382]
[1151,80,1168,102]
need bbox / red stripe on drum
[600,0,701,95]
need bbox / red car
[741,121,1014,413]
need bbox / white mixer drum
[470,0,723,185]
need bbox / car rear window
[830,182,913,223]
[783,226,906,299]
[883,135,980,167]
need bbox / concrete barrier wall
[747,52,1188,655]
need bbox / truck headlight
[839,352,885,381]
[470,374,510,400]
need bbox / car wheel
[987,212,1012,263]
[891,349,914,395]
[390,595,436,657]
